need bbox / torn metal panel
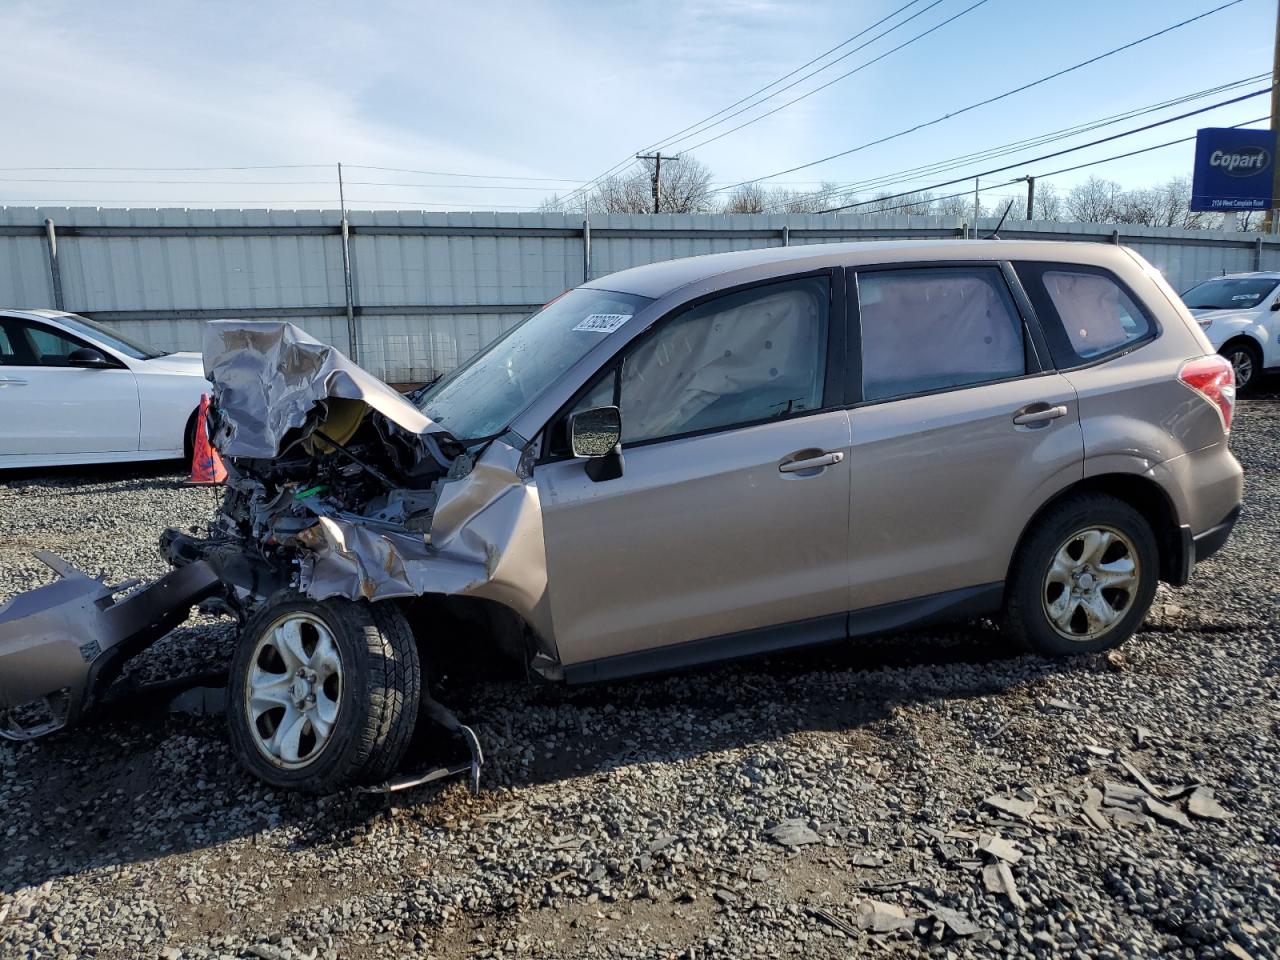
[0,554,220,740]
[203,320,442,458]
[298,517,488,602]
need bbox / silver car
[0,239,1244,794]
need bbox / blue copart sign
[1190,127,1278,212]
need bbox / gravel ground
[1,393,1278,960]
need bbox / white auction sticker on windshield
[574,313,631,333]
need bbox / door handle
[0,377,28,387]
[779,450,844,473]
[1012,403,1067,426]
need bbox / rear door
[535,273,852,672]
[846,263,1084,611]
[0,316,140,458]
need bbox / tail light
[1178,354,1235,432]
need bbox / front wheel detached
[227,592,421,793]
[1004,494,1158,656]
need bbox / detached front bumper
[0,553,220,740]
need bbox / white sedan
[1181,271,1280,392]
[0,309,207,469]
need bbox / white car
[0,309,207,469]
[1181,271,1280,391]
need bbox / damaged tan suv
[0,240,1243,794]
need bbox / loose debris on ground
[2,392,1279,958]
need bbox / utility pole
[338,162,358,362]
[637,152,677,214]
[1266,0,1280,233]
[1024,176,1036,221]
[972,177,980,231]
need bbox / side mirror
[569,405,623,482]
[65,346,114,368]
[1269,300,1280,311]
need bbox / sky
[0,0,1273,213]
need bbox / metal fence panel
[2,206,1277,382]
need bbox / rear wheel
[1220,339,1262,393]
[227,592,421,793]
[1003,494,1158,656]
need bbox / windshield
[56,312,166,360]
[1181,277,1279,311]
[417,287,653,442]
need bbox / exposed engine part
[0,553,220,740]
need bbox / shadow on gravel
[1,614,1086,896]
[0,459,188,486]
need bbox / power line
[1030,118,1262,180]
[650,0,959,154]
[817,88,1269,213]
[0,164,328,172]
[0,177,572,191]
[773,73,1266,211]
[857,114,1269,217]
[0,198,544,210]
[675,0,995,156]
[554,0,951,210]
[718,0,1247,193]
[343,165,586,182]
[637,0,932,155]
[0,164,590,183]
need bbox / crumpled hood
[202,320,442,458]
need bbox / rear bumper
[1172,504,1241,586]
[1193,504,1241,564]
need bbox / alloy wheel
[244,613,343,768]
[1042,525,1141,642]
[1227,348,1254,389]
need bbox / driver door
[0,316,140,458]
[534,273,852,677]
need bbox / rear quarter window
[1014,262,1155,368]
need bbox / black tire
[1220,339,1262,393]
[227,591,421,793]
[182,409,199,466]
[1003,493,1158,656]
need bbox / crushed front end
[1,321,554,769]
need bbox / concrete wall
[2,206,1276,382]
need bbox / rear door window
[1014,263,1154,367]
[855,267,1026,402]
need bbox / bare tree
[537,192,580,213]
[539,155,715,214]
[722,182,768,214]
[934,192,976,218]
[1065,176,1122,222]
[763,181,843,213]
[583,155,715,214]
[1234,209,1264,232]
[1033,181,1063,221]
[860,190,935,215]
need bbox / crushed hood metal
[203,320,442,458]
